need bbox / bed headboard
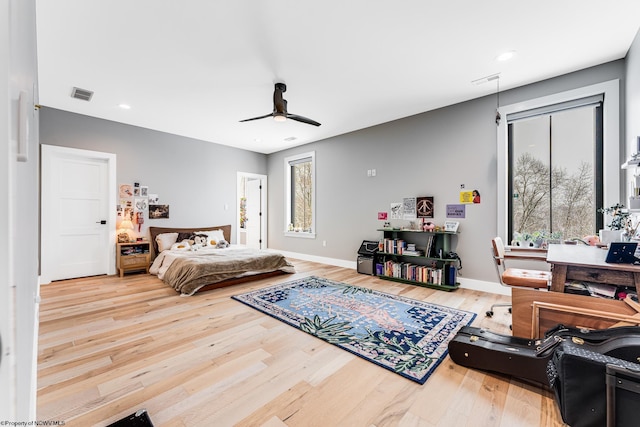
[148,224,232,258]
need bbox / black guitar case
[448,326,558,384]
[448,325,640,386]
[547,337,640,427]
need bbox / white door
[245,178,262,249]
[41,145,116,282]
[237,172,267,249]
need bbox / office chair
[487,236,551,318]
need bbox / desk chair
[488,236,551,319]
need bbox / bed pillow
[196,229,225,246]
[156,232,179,252]
[176,232,194,243]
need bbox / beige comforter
[150,246,295,295]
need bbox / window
[285,151,316,237]
[497,80,620,245]
[508,98,603,242]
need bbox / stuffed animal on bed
[190,233,209,251]
[215,239,230,248]
[171,240,191,251]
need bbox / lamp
[118,219,134,243]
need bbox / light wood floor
[37,259,566,426]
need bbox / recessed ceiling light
[496,50,516,62]
[118,103,131,110]
[284,136,297,142]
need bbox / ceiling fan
[240,83,321,127]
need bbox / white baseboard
[270,249,357,269]
[270,249,509,296]
[457,277,511,296]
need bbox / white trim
[497,79,620,241]
[284,151,316,237]
[40,145,117,284]
[272,249,356,269]
[457,277,511,296]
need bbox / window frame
[284,151,316,238]
[497,80,620,242]
[506,103,604,240]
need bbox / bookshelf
[375,228,460,291]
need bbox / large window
[508,99,603,243]
[284,151,315,237]
[496,80,624,247]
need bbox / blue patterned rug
[232,276,476,384]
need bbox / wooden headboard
[148,224,232,258]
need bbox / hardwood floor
[37,259,565,426]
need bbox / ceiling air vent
[71,87,94,101]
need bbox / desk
[510,244,640,338]
[546,244,640,294]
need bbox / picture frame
[149,204,170,219]
[444,221,459,233]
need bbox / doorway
[41,145,117,283]
[237,172,267,249]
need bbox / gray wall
[39,55,633,285]
[39,108,268,242]
[267,60,626,283]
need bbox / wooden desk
[510,244,640,337]
[546,244,640,294]
[512,288,639,338]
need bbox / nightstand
[116,241,151,277]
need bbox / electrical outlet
[367,169,372,177]
[371,169,376,177]
[322,240,327,247]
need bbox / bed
[148,225,295,295]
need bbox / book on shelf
[381,260,449,285]
[402,250,423,256]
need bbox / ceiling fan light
[273,115,287,122]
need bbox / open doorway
[237,172,267,249]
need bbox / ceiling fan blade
[287,114,321,127]
[239,113,273,123]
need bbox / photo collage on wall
[117,182,170,233]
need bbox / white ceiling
[35,1,640,154]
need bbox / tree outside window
[285,152,315,236]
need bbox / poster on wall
[119,184,133,198]
[149,205,170,219]
[135,198,148,212]
[416,196,434,218]
[446,204,466,218]
[402,197,416,220]
[460,189,481,204]
[390,202,403,219]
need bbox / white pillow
[170,240,191,251]
[156,232,178,252]
[196,229,225,246]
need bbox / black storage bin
[357,240,379,275]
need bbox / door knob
[96,220,107,224]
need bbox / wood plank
[38,259,564,426]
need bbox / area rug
[232,276,476,384]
